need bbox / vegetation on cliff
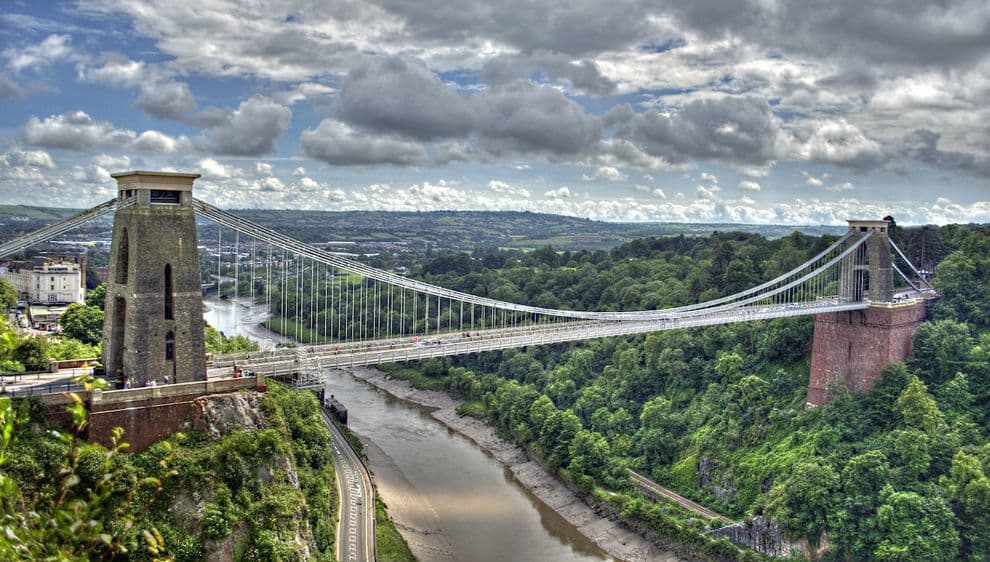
[0,381,338,561]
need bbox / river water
[204,296,611,561]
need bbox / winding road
[323,409,377,562]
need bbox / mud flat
[346,366,680,562]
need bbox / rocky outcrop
[189,391,267,439]
[712,516,797,558]
[174,391,317,561]
[697,457,738,503]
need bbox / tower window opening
[164,264,174,320]
[150,190,180,204]
[116,229,129,284]
[165,331,175,361]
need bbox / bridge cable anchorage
[0,197,131,259]
[888,238,935,291]
[191,199,858,322]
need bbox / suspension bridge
[0,171,935,400]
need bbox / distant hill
[224,209,846,251]
[0,205,845,252]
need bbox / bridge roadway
[322,408,376,562]
[208,299,872,378]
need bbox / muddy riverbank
[345,366,679,562]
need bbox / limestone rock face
[698,457,738,503]
[712,516,797,557]
[189,391,267,439]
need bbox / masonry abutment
[102,171,206,385]
[807,219,925,407]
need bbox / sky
[0,1,988,225]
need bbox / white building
[1,260,84,305]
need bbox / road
[323,409,376,562]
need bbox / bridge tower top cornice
[846,219,890,233]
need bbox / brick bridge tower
[806,219,929,406]
[102,171,206,385]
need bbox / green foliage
[911,319,973,385]
[84,282,106,309]
[0,278,16,309]
[204,322,260,355]
[376,496,417,562]
[766,460,839,547]
[12,335,48,371]
[1,380,345,561]
[0,376,179,560]
[875,489,960,561]
[48,337,101,361]
[59,303,105,345]
[932,248,990,329]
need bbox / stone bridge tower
[807,219,928,407]
[840,219,894,303]
[102,171,206,385]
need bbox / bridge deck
[213,300,872,378]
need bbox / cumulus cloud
[24,111,134,150]
[0,149,56,181]
[696,185,721,200]
[340,56,475,141]
[133,130,190,153]
[135,80,197,120]
[300,120,428,166]
[544,186,572,199]
[582,166,627,181]
[198,158,241,180]
[4,34,75,72]
[738,180,761,191]
[197,96,291,155]
[481,51,616,95]
[488,180,531,198]
[609,97,784,165]
[901,128,990,177]
[91,154,130,170]
[474,81,602,157]
[79,55,146,87]
[797,118,886,169]
[339,55,602,160]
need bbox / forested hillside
[381,224,990,560]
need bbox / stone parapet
[31,372,266,451]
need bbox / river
[204,296,613,561]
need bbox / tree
[911,320,973,385]
[833,450,891,559]
[539,409,582,469]
[892,428,931,478]
[0,278,16,309]
[48,337,101,361]
[12,335,49,371]
[932,250,990,328]
[875,490,960,561]
[766,460,839,548]
[896,376,945,432]
[568,429,610,490]
[59,303,104,346]
[84,283,106,309]
[943,451,990,558]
